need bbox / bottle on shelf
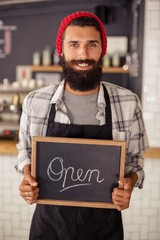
[32,50,41,66]
[103,53,111,67]
[2,78,10,89]
[52,48,60,65]
[42,46,51,66]
[112,52,120,67]
[21,69,28,88]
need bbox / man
[16,11,149,240]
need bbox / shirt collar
[98,82,106,109]
[50,80,65,105]
[50,80,106,109]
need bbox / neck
[64,83,99,96]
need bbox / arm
[16,87,53,204]
[16,95,39,204]
[112,94,149,211]
[15,95,32,173]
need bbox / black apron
[29,85,123,240]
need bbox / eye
[88,42,98,47]
[69,42,79,48]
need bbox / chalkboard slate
[32,137,125,209]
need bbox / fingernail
[32,182,38,187]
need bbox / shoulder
[22,83,61,113]
[26,84,59,100]
[23,83,60,106]
[101,81,139,103]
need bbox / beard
[60,56,103,91]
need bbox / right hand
[19,172,39,204]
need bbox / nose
[78,45,88,59]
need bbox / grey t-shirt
[63,91,99,125]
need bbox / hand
[112,178,133,211]
[19,173,39,205]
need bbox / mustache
[70,59,96,65]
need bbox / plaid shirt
[16,80,149,188]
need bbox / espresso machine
[0,93,22,139]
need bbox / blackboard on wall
[32,136,125,209]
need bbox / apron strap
[46,84,112,139]
[102,83,113,139]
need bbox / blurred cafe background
[0,0,160,239]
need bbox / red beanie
[56,11,107,57]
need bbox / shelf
[0,140,18,155]
[31,65,62,72]
[144,147,160,159]
[0,84,37,94]
[103,67,129,74]
[31,65,129,74]
[0,66,129,94]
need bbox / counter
[0,140,160,158]
[0,140,18,155]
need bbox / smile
[77,62,89,67]
[75,62,93,70]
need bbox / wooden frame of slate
[32,136,126,209]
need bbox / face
[62,26,102,70]
[61,26,103,91]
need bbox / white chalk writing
[47,157,105,192]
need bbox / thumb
[24,173,38,187]
[118,178,131,190]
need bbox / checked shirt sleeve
[15,94,32,174]
[125,96,149,188]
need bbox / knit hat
[56,11,107,57]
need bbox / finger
[114,203,126,211]
[114,199,130,211]
[20,189,39,203]
[113,187,125,197]
[112,196,123,210]
[20,187,39,198]
[21,190,39,205]
[112,198,129,211]
[19,184,31,192]
[19,174,38,193]
[113,188,131,201]
[26,195,38,205]
[118,178,131,190]
[26,199,37,205]
[24,173,38,187]
[112,193,129,204]
[112,191,131,211]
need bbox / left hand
[112,178,133,211]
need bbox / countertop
[0,140,160,158]
[0,140,18,155]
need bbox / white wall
[0,155,35,240]
[142,0,160,147]
[122,158,160,240]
